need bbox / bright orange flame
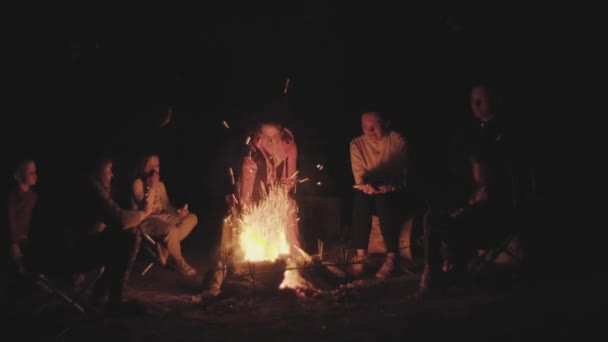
[237,184,312,290]
[237,184,291,262]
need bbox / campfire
[234,183,312,290]
[203,167,348,302]
[238,184,291,262]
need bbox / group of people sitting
[344,82,521,298]
[211,81,522,298]
[5,153,199,315]
[4,81,524,315]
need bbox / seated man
[51,156,154,314]
[131,153,198,276]
[417,83,515,297]
[349,110,409,279]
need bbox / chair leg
[142,231,157,247]
[141,262,155,276]
[493,234,521,263]
[73,266,105,303]
[138,241,160,276]
[470,234,521,272]
[34,274,86,314]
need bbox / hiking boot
[349,255,367,277]
[175,258,198,277]
[413,265,445,300]
[375,255,395,279]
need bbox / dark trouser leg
[51,236,107,299]
[124,229,141,283]
[423,210,444,272]
[446,224,474,273]
[103,229,141,307]
[374,192,401,254]
[445,205,496,273]
[352,190,373,251]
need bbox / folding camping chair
[3,233,106,316]
[468,162,538,274]
[32,266,105,314]
[7,265,106,316]
[138,230,162,276]
[469,230,523,273]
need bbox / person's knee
[187,213,198,227]
[166,227,179,238]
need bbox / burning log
[297,260,346,290]
[233,258,287,291]
[214,181,365,297]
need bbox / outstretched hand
[353,184,377,195]
[177,203,189,217]
[448,207,465,218]
[353,184,397,195]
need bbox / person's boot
[201,261,226,299]
[349,254,368,278]
[413,264,445,299]
[376,254,396,279]
[175,257,198,277]
[89,281,109,308]
[105,277,148,317]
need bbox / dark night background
[2,3,596,260]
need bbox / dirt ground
[1,227,602,342]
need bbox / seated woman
[131,153,198,276]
